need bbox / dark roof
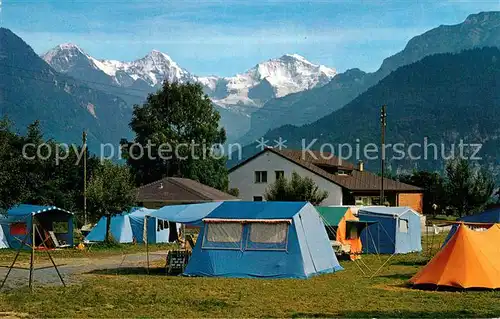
[136,177,239,202]
[229,148,422,192]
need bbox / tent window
[246,222,289,251]
[10,223,27,235]
[53,222,68,233]
[202,222,243,250]
[399,219,409,233]
[249,223,288,243]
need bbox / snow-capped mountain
[42,45,336,108]
[42,45,336,141]
[43,44,193,89]
[212,54,336,108]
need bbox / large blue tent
[358,207,422,254]
[85,207,177,244]
[443,207,500,245]
[2,204,74,250]
[179,201,342,279]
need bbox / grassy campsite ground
[0,233,499,318]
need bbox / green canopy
[315,207,349,226]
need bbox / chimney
[358,160,364,172]
[159,182,164,190]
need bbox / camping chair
[48,231,70,248]
[165,250,191,275]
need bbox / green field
[0,234,499,318]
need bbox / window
[253,196,263,202]
[202,222,243,250]
[246,222,289,251]
[254,171,267,183]
[250,223,288,243]
[355,196,372,206]
[10,223,27,236]
[399,219,409,233]
[275,170,285,180]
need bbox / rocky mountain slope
[0,28,131,151]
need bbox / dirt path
[0,251,167,290]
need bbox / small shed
[5,204,74,249]
[358,207,422,254]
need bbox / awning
[147,202,223,226]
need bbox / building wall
[397,193,423,213]
[228,151,343,205]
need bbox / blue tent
[358,207,422,254]
[85,208,177,244]
[182,201,342,279]
[443,207,500,245]
[3,204,74,250]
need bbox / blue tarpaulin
[147,202,224,226]
[183,201,343,279]
[358,207,422,254]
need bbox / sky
[1,0,500,76]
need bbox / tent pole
[0,231,31,291]
[146,216,150,274]
[370,253,395,279]
[29,214,35,291]
[34,223,66,287]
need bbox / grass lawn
[0,243,178,264]
[0,234,499,318]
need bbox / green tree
[86,161,137,242]
[123,81,228,190]
[264,172,329,205]
[444,158,494,217]
[0,117,25,211]
[398,170,446,217]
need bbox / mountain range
[42,45,336,140]
[259,47,500,176]
[237,11,500,145]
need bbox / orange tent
[410,223,500,289]
[316,207,365,259]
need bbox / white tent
[0,223,9,249]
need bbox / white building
[228,148,423,212]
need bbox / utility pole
[82,131,88,225]
[380,105,387,205]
